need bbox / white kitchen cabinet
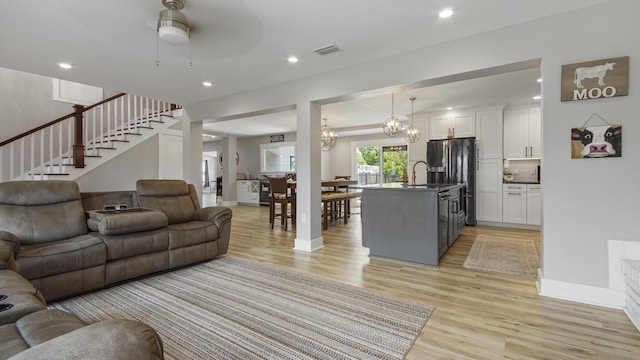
[502,184,527,224]
[526,184,542,225]
[476,159,503,222]
[503,107,541,159]
[237,180,260,205]
[428,111,475,140]
[475,108,503,223]
[475,108,503,159]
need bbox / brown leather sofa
[0,179,232,302]
[0,269,164,359]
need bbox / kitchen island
[361,184,465,267]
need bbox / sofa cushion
[7,319,164,360]
[16,235,106,280]
[0,309,87,360]
[0,270,46,326]
[0,181,88,245]
[167,221,218,249]
[136,180,197,225]
[99,228,169,261]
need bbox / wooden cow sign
[561,56,629,102]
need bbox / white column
[182,119,203,195]
[294,100,323,252]
[221,135,238,205]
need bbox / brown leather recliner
[0,181,106,301]
[135,179,232,269]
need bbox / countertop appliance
[426,137,477,226]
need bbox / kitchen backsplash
[503,159,540,183]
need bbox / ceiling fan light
[157,7,190,45]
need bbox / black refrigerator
[426,137,477,226]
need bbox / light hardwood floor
[217,201,640,359]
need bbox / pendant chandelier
[405,97,421,143]
[382,93,402,137]
[321,118,337,151]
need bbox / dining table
[262,179,360,230]
[262,179,358,194]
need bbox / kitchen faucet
[412,160,428,185]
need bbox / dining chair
[332,175,352,218]
[267,177,295,230]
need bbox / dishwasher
[438,188,466,256]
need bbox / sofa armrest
[0,230,19,270]
[8,319,164,360]
[193,206,232,227]
[0,230,20,251]
[193,206,232,254]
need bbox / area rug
[50,256,434,360]
[463,234,539,278]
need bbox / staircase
[0,94,181,182]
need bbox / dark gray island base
[361,184,465,267]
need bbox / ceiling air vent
[313,44,341,56]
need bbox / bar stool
[268,177,295,230]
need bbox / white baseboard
[294,237,324,252]
[476,221,540,231]
[538,276,625,309]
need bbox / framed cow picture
[571,125,622,159]
[561,56,629,102]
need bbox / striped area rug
[50,256,434,360]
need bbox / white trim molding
[294,237,324,252]
[538,276,625,309]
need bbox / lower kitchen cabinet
[526,184,542,225]
[237,180,260,205]
[476,159,503,222]
[503,184,527,224]
[502,183,541,225]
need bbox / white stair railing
[0,94,175,182]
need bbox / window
[260,142,296,173]
[353,140,407,187]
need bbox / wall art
[561,56,628,102]
[570,113,621,159]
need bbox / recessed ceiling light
[202,81,213,87]
[288,56,299,63]
[439,8,454,18]
[58,63,72,69]
[446,107,453,110]
[533,95,542,100]
[537,78,542,83]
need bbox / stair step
[86,147,116,151]
[28,173,70,176]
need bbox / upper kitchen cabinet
[428,110,475,140]
[503,106,541,159]
[475,108,503,159]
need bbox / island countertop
[357,183,464,192]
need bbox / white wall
[185,0,640,307]
[0,67,117,141]
[75,135,159,192]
